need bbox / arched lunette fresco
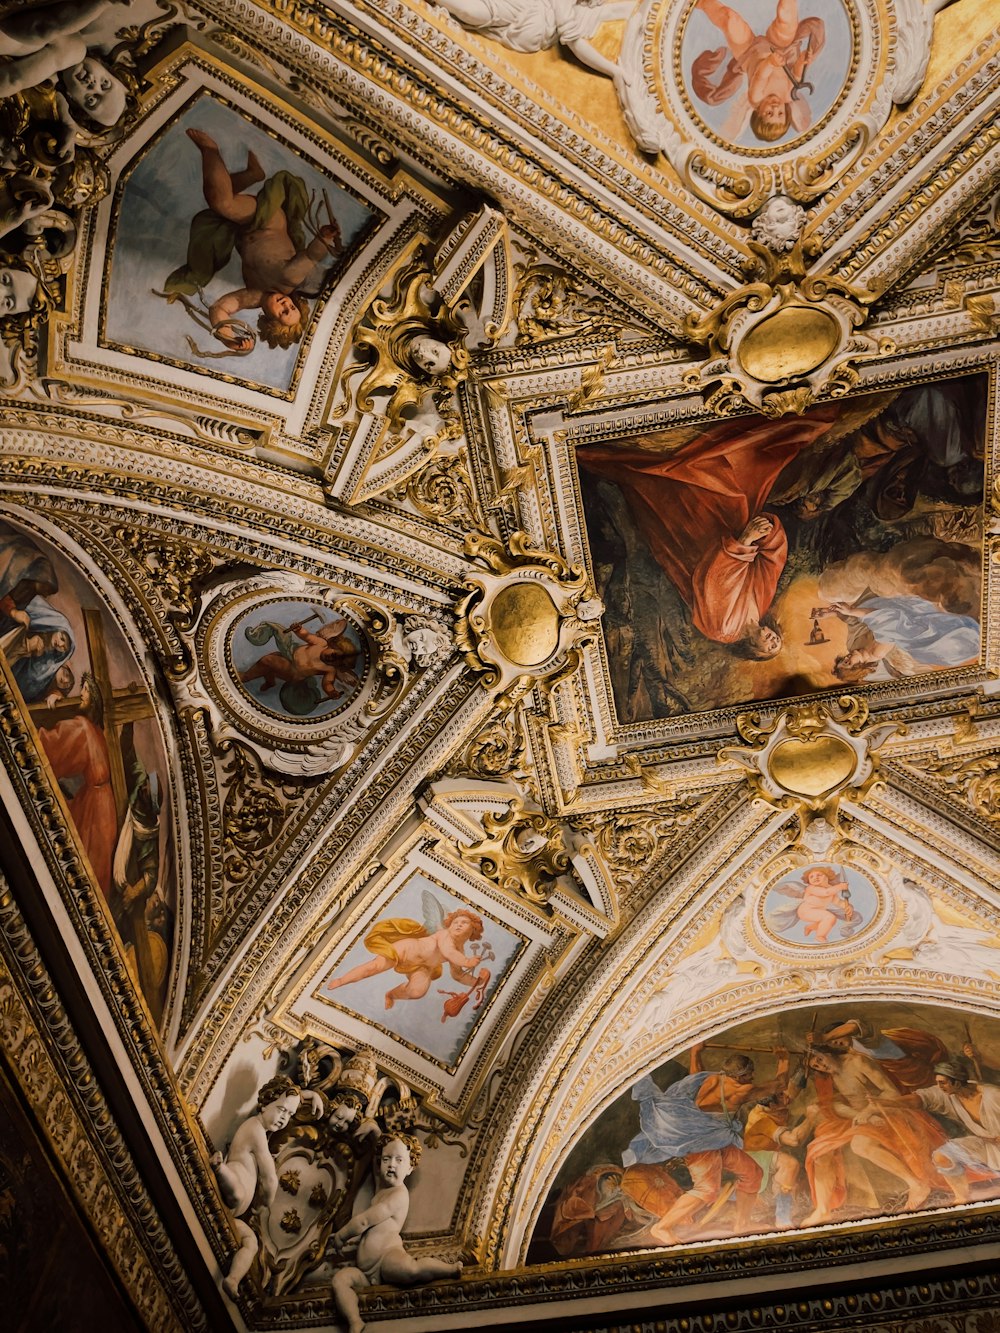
[0,513,177,1025]
[527,1000,1000,1262]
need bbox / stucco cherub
[401,615,453,670]
[296,1084,382,1144]
[344,253,470,431]
[211,1075,301,1299]
[433,0,636,88]
[330,1133,462,1333]
[0,253,53,388]
[0,0,138,240]
[751,194,806,253]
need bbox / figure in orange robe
[39,672,117,901]
[577,408,838,656]
[801,1045,947,1227]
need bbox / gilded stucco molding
[456,530,603,709]
[197,0,741,320]
[721,696,902,823]
[684,231,893,416]
[176,671,488,1099]
[817,39,1000,282]
[0,874,210,1331]
[512,252,629,347]
[417,780,617,927]
[360,1262,1000,1330]
[894,744,1000,829]
[337,0,751,278]
[617,0,927,216]
[324,204,514,504]
[178,657,480,1051]
[876,761,1000,868]
[175,569,443,778]
[0,417,471,594]
[383,448,480,531]
[1,4,999,1325]
[567,796,711,898]
[470,799,774,1263]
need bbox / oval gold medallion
[768,736,856,799]
[738,307,840,383]
[490,583,561,667]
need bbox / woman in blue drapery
[4,594,75,701]
[817,593,980,681]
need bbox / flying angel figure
[327,889,492,1014]
[767,866,861,943]
[239,612,361,716]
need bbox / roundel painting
[229,597,369,723]
[679,0,854,151]
[762,863,879,946]
[528,1001,1000,1261]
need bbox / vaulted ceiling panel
[1,2,1000,1330]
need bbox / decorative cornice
[0,873,205,1330]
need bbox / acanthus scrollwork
[384,450,479,529]
[512,253,623,345]
[902,748,1000,825]
[569,798,706,892]
[111,526,221,636]
[458,798,571,909]
[218,742,306,917]
[449,711,529,785]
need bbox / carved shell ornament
[617,0,959,215]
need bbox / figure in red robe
[577,407,838,657]
[39,671,117,901]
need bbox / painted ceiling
[1,1,1000,1329]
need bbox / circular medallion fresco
[228,598,369,723]
[677,0,855,151]
[760,861,879,947]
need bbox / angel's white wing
[422,889,447,933]
[773,883,807,901]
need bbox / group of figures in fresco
[579,373,986,719]
[0,517,174,1021]
[532,1007,1000,1261]
[210,1050,462,1324]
